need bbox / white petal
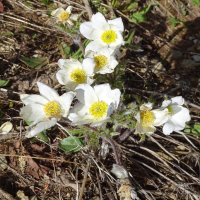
[56,70,71,85]
[152,109,169,126]
[142,102,153,109]
[80,22,95,40]
[90,29,104,40]
[84,50,95,58]
[107,103,114,116]
[108,17,124,32]
[82,58,95,75]
[20,103,46,122]
[109,31,124,48]
[94,84,112,102]
[111,89,121,110]
[85,40,105,53]
[161,100,171,108]
[163,120,175,135]
[135,121,145,134]
[66,6,72,14]
[51,8,64,17]
[91,116,110,127]
[65,81,79,91]
[91,12,109,30]
[26,119,57,138]
[171,96,184,105]
[20,94,48,106]
[37,82,59,102]
[59,92,75,117]
[58,59,82,71]
[70,14,79,21]
[86,76,95,85]
[110,56,119,69]
[0,122,13,134]
[75,84,98,106]
[69,112,94,125]
[170,105,182,115]
[143,125,156,134]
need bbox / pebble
[192,55,200,62]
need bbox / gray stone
[170,50,182,59]
[192,55,200,62]
[180,59,200,69]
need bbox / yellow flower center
[94,55,108,71]
[43,101,63,118]
[89,101,108,119]
[167,106,173,115]
[60,12,69,21]
[140,110,155,127]
[100,30,117,44]
[70,69,87,84]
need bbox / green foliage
[190,0,200,6]
[20,57,48,69]
[41,0,52,4]
[32,33,37,39]
[20,26,25,32]
[55,21,81,35]
[0,80,9,87]
[125,29,136,44]
[90,0,107,15]
[131,5,151,23]
[179,1,187,15]
[169,17,179,28]
[184,124,200,135]
[148,93,156,104]
[59,136,83,152]
[0,31,14,37]
[46,11,52,16]
[24,2,34,8]
[123,1,138,12]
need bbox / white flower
[80,12,124,52]
[84,47,118,74]
[56,58,95,91]
[160,96,191,135]
[20,82,75,138]
[68,84,121,126]
[135,102,169,134]
[51,6,74,25]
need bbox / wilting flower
[56,58,95,91]
[135,102,169,134]
[68,84,120,126]
[80,12,124,52]
[160,96,191,135]
[20,82,75,138]
[84,47,118,74]
[51,6,74,25]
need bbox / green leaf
[132,12,147,22]
[59,136,83,152]
[24,2,34,8]
[123,2,138,12]
[190,0,200,5]
[46,11,52,16]
[0,80,9,87]
[125,29,136,44]
[192,125,200,135]
[140,4,151,14]
[184,128,191,133]
[20,57,48,69]
[63,44,71,55]
[110,132,120,136]
[32,33,37,39]
[5,31,14,36]
[0,110,3,118]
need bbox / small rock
[170,50,182,59]
[189,36,194,40]
[187,45,196,52]
[193,39,200,45]
[152,62,166,74]
[180,59,200,68]
[192,55,200,62]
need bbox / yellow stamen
[60,12,69,21]
[100,30,117,44]
[167,106,173,115]
[140,110,155,127]
[43,101,63,118]
[94,55,108,71]
[70,69,87,84]
[89,101,108,119]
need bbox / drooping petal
[91,12,109,30]
[20,94,48,106]
[59,92,75,117]
[82,58,95,75]
[80,22,95,40]
[20,103,46,122]
[91,116,110,127]
[56,70,71,85]
[110,88,121,110]
[51,8,65,17]
[171,96,184,105]
[37,82,59,102]
[26,119,57,138]
[161,100,171,108]
[163,120,175,135]
[108,17,124,32]
[143,125,156,134]
[84,50,95,58]
[65,6,72,14]
[152,108,169,126]
[85,40,105,53]
[75,84,98,106]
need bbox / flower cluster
[19,9,191,139]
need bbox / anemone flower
[56,58,95,91]
[160,96,191,135]
[68,83,120,126]
[20,82,75,138]
[80,12,124,52]
[84,47,118,74]
[135,102,169,135]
